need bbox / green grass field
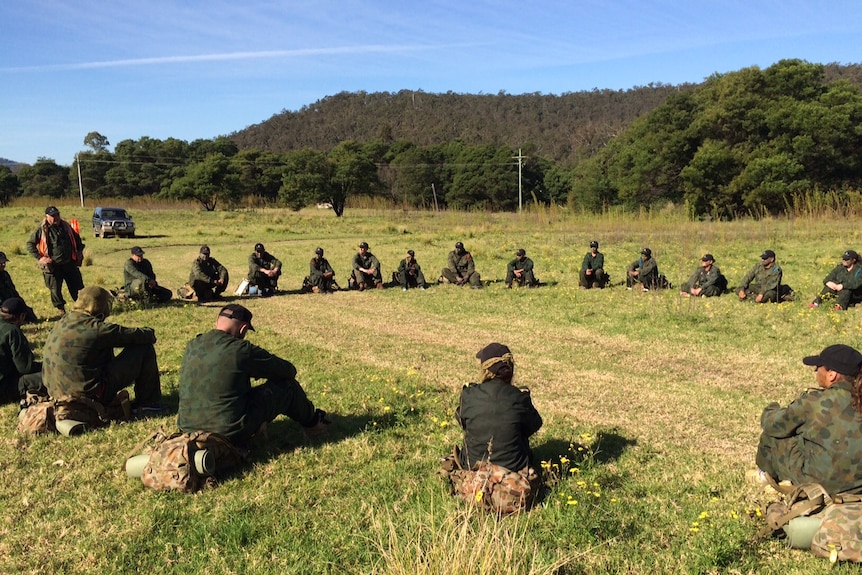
[1,202,860,574]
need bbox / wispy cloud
[2,43,476,73]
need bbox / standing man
[351,241,383,290]
[738,249,782,303]
[395,249,427,291]
[506,248,537,288]
[441,241,482,288]
[0,298,45,403]
[0,251,38,322]
[809,250,862,311]
[579,240,606,289]
[680,254,727,298]
[755,344,862,495]
[26,206,85,316]
[626,248,659,291]
[189,245,229,302]
[248,243,281,298]
[124,246,172,304]
[308,247,336,294]
[177,304,330,447]
[42,286,164,413]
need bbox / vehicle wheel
[93,229,100,238]
[128,232,135,238]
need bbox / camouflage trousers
[756,432,807,486]
[442,451,541,515]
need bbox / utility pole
[512,148,525,212]
[76,153,84,207]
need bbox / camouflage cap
[73,286,114,318]
[803,344,862,377]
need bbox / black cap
[589,241,599,249]
[516,248,526,257]
[218,304,255,331]
[842,250,859,261]
[701,253,714,262]
[641,247,651,257]
[0,252,8,263]
[254,243,265,253]
[45,206,60,216]
[0,297,28,316]
[200,245,210,255]
[131,246,144,256]
[455,241,464,249]
[476,342,514,378]
[803,344,862,377]
[407,249,415,257]
[358,241,369,249]
[315,247,324,256]
[760,249,776,260]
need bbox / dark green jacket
[189,256,228,285]
[309,256,334,282]
[761,380,862,494]
[456,378,543,472]
[628,257,658,281]
[247,252,282,281]
[0,270,21,302]
[507,256,534,274]
[397,257,423,276]
[177,329,315,438]
[26,220,84,266]
[581,251,604,273]
[738,263,782,294]
[823,264,862,293]
[124,258,157,292]
[42,311,156,398]
[0,318,40,390]
[685,264,725,291]
[447,251,476,277]
[352,251,381,273]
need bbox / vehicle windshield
[101,210,127,219]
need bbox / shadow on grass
[533,429,637,465]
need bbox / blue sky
[2,0,861,165]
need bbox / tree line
[2,59,860,217]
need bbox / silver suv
[92,206,136,238]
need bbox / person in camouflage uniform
[25,206,85,315]
[177,304,330,446]
[0,251,37,323]
[351,241,383,290]
[809,250,862,311]
[188,245,229,302]
[579,240,606,289]
[395,249,427,290]
[756,344,862,495]
[124,246,172,304]
[626,247,660,291]
[247,243,281,297]
[42,286,164,411]
[738,249,783,303]
[680,253,727,297]
[506,248,537,288]
[441,241,482,288]
[442,343,543,513]
[308,247,336,293]
[0,298,45,403]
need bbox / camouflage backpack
[762,482,862,564]
[17,399,55,435]
[138,429,246,493]
[446,456,540,515]
[16,391,130,435]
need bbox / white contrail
[2,43,476,72]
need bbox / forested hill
[230,63,862,166]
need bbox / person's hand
[305,409,331,438]
[38,256,52,266]
[738,290,746,299]
[755,294,764,303]
[586,269,593,276]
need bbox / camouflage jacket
[0,270,21,302]
[189,256,228,285]
[627,257,658,281]
[26,220,85,266]
[581,251,604,273]
[42,311,156,398]
[456,378,543,472]
[823,264,862,293]
[507,257,534,274]
[124,258,157,292]
[685,264,725,290]
[309,256,334,282]
[397,257,422,276]
[352,251,381,273]
[738,262,782,294]
[447,251,476,277]
[177,329,315,438]
[247,252,282,281]
[761,379,862,494]
[0,318,40,388]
